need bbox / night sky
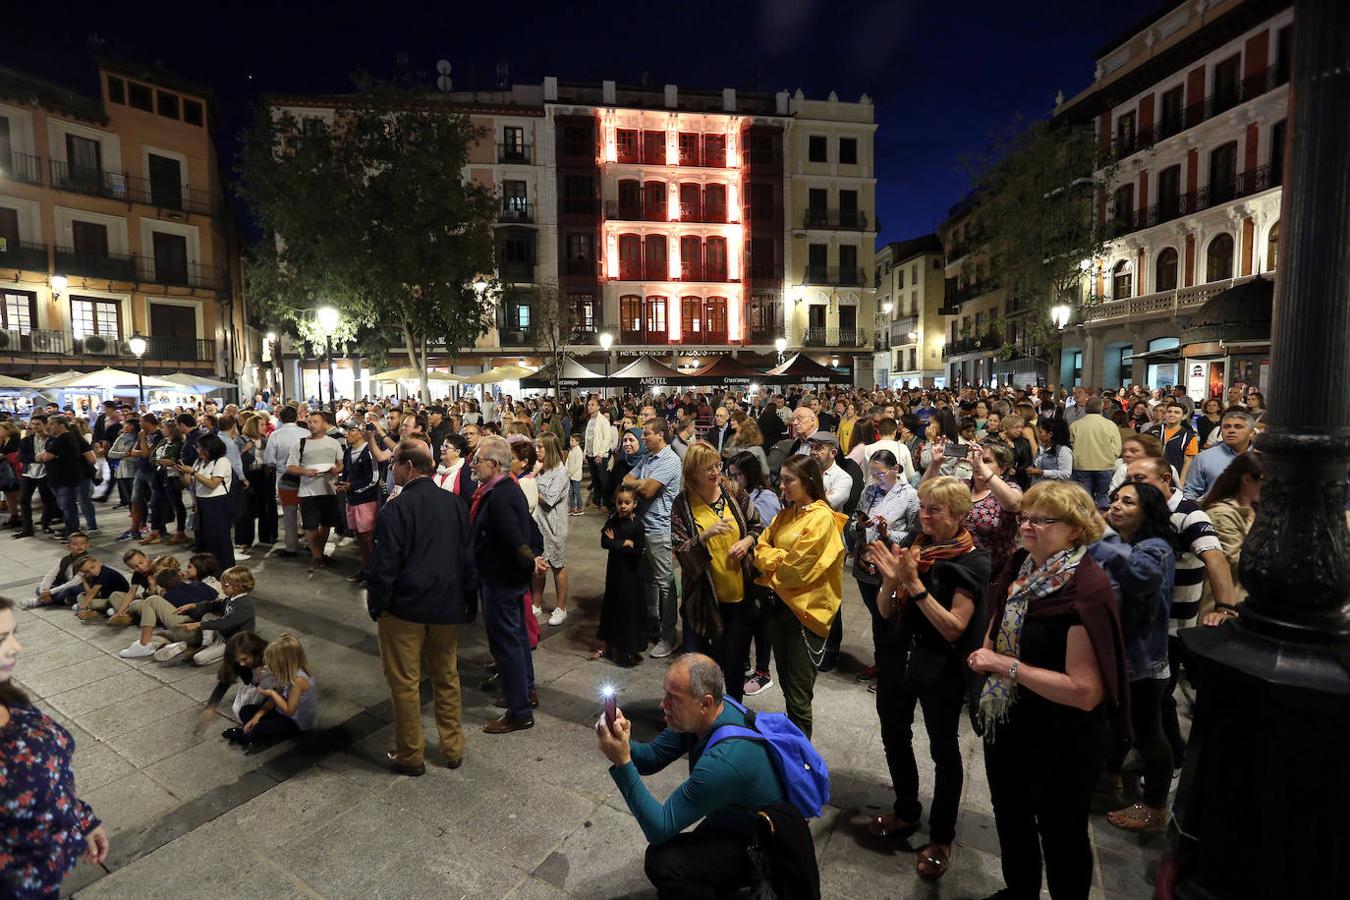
[9,0,1159,244]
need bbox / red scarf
[896,528,977,600]
[469,473,507,523]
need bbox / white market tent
[368,367,464,383]
[464,364,536,385]
[32,370,86,386]
[159,373,240,392]
[47,367,183,390]
[0,374,41,390]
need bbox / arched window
[1265,222,1279,271]
[1206,233,1234,282]
[617,180,641,219]
[644,235,667,280]
[618,234,642,281]
[704,184,727,223]
[680,236,702,281]
[705,296,728,340]
[1155,247,1179,292]
[643,181,667,221]
[620,295,642,338]
[682,296,703,336]
[1112,260,1133,299]
[679,183,700,222]
[644,296,668,342]
[705,237,728,281]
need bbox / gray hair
[475,434,514,469]
[679,653,725,706]
[1084,396,1105,415]
[1221,409,1257,429]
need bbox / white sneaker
[649,640,674,659]
[547,607,567,626]
[20,596,42,610]
[153,641,193,665]
[532,605,542,617]
[119,640,157,659]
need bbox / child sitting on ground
[593,484,646,667]
[184,553,224,598]
[22,531,90,608]
[117,568,211,659]
[99,548,157,626]
[157,566,257,666]
[73,556,131,622]
[197,632,270,730]
[222,633,316,750]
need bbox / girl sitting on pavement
[116,568,208,659]
[185,552,224,598]
[156,566,257,667]
[222,633,316,750]
[197,632,270,730]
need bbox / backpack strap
[704,724,764,752]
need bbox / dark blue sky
[10,0,1158,244]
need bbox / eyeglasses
[1017,515,1064,528]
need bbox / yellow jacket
[837,417,857,455]
[753,499,846,637]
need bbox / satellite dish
[436,75,453,92]
[436,59,452,75]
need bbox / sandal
[916,844,950,879]
[866,814,920,839]
[1107,802,1169,833]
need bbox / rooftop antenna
[436,59,453,93]
[496,59,510,90]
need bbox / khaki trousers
[377,613,464,767]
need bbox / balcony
[138,258,228,292]
[943,279,1000,306]
[942,333,999,359]
[123,175,214,216]
[49,160,129,201]
[497,143,532,164]
[498,203,535,224]
[499,260,537,283]
[568,327,599,344]
[560,197,599,216]
[1112,66,1286,159]
[54,247,135,281]
[1106,165,1277,236]
[888,317,919,344]
[563,258,600,278]
[0,328,213,361]
[804,326,866,348]
[620,328,669,346]
[498,326,537,347]
[803,266,867,287]
[0,151,44,186]
[803,209,870,231]
[746,326,781,345]
[0,241,50,272]
[1081,275,1252,326]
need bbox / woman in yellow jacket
[753,454,847,738]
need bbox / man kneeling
[596,653,786,897]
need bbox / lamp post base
[1174,622,1350,899]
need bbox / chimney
[664,84,678,108]
[722,88,736,112]
[543,76,558,101]
[603,80,616,104]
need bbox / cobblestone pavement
[5,503,1169,898]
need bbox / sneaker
[20,596,43,609]
[116,529,138,541]
[273,549,298,558]
[118,640,157,659]
[743,672,774,696]
[234,552,251,561]
[76,609,101,622]
[547,608,568,627]
[649,640,674,659]
[345,570,366,583]
[51,531,69,542]
[154,641,194,665]
[855,665,876,684]
[531,604,542,617]
[107,613,134,627]
[867,676,878,694]
[85,527,101,535]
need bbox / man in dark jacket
[368,439,474,775]
[469,434,539,735]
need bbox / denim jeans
[482,581,537,720]
[76,479,97,529]
[569,479,583,510]
[53,484,80,533]
[642,530,677,647]
[1071,468,1113,509]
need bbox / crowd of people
[0,377,1269,897]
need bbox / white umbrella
[159,373,240,392]
[464,364,536,384]
[369,367,463,382]
[0,374,40,389]
[47,367,183,389]
[32,370,86,386]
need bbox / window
[839,137,857,165]
[703,134,726,167]
[565,232,593,262]
[749,237,775,279]
[183,99,203,127]
[71,220,109,258]
[645,296,667,336]
[1209,142,1237,203]
[1213,55,1241,113]
[616,129,639,163]
[107,76,125,105]
[70,296,120,338]
[678,133,700,166]
[705,237,727,281]
[643,181,666,221]
[569,293,596,331]
[2,290,37,333]
[911,262,919,283]
[910,290,918,313]
[617,179,641,218]
[808,135,827,163]
[839,190,859,227]
[502,126,526,161]
[703,184,726,223]
[1265,222,1279,272]
[157,91,179,120]
[66,134,102,177]
[151,232,189,285]
[747,132,779,166]
[1112,260,1132,299]
[561,175,595,215]
[644,235,667,280]
[642,131,665,165]
[512,300,531,331]
[0,207,18,253]
[678,183,701,222]
[128,82,153,111]
[681,235,702,280]
[1158,165,1182,220]
[682,296,703,335]
[620,295,642,334]
[562,123,594,158]
[618,234,642,280]
[807,188,828,220]
[502,180,528,218]
[749,293,778,334]
[807,243,828,275]
[706,297,727,336]
[148,154,183,209]
[1270,120,1286,187]
[1113,184,1135,228]
[839,245,858,283]
[1275,26,1292,86]
[1159,85,1184,137]
[748,181,774,215]
[1206,233,1235,282]
[1115,111,1136,152]
[1155,247,1179,292]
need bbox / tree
[529,283,573,398]
[964,117,1118,364]
[237,86,501,400]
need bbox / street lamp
[881,301,893,316]
[598,331,613,397]
[127,332,147,409]
[1050,303,1073,331]
[317,305,339,413]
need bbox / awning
[684,356,766,387]
[159,373,240,392]
[520,357,608,389]
[464,364,537,385]
[1129,347,1182,363]
[45,368,184,389]
[0,374,41,390]
[762,353,852,385]
[368,367,463,382]
[609,356,684,389]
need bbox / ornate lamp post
[316,306,339,413]
[127,332,147,409]
[1175,4,1350,898]
[598,331,613,397]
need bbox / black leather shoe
[11,530,34,539]
[817,652,839,673]
[444,754,464,770]
[385,750,426,776]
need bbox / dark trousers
[197,494,236,569]
[1161,634,1187,759]
[483,581,536,720]
[232,479,255,546]
[254,473,278,544]
[1109,677,1174,808]
[1071,468,1113,510]
[875,656,965,845]
[643,822,751,899]
[52,483,79,533]
[985,727,1100,900]
[586,454,609,505]
[19,477,56,530]
[689,600,754,701]
[751,603,771,673]
[825,579,884,660]
[237,703,301,745]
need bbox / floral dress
[967,490,1021,584]
[1,703,100,898]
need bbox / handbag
[278,438,306,489]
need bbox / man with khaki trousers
[366,439,474,776]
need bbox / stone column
[1177,3,1350,897]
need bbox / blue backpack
[704,698,830,819]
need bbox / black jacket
[470,476,537,588]
[838,457,865,515]
[366,477,475,624]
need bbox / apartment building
[874,234,945,388]
[1055,0,1290,390]
[0,59,246,384]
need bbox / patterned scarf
[897,529,976,598]
[977,545,1086,742]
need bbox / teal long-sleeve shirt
[609,703,785,845]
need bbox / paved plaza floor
[5,503,1169,898]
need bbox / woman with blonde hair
[533,432,571,625]
[967,480,1127,900]
[724,415,768,472]
[223,633,316,749]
